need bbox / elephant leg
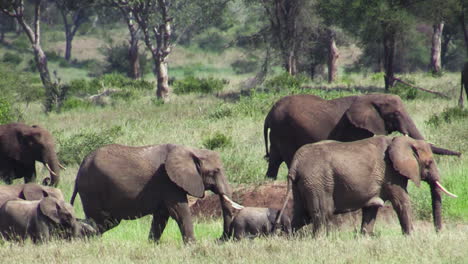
[386,184,413,235]
[166,200,195,244]
[23,165,36,184]
[305,192,333,237]
[360,206,379,235]
[149,207,170,242]
[265,144,283,179]
[290,187,310,232]
[81,194,119,234]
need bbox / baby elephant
[223,195,291,239]
[0,197,78,242]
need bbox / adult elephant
[0,123,61,186]
[264,94,461,179]
[276,136,457,236]
[458,62,468,108]
[70,143,237,243]
[0,183,64,207]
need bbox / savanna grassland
[0,28,467,263]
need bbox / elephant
[0,123,61,186]
[264,94,461,179]
[70,143,235,243]
[0,183,64,208]
[0,197,79,243]
[458,62,468,108]
[276,136,457,236]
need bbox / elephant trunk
[42,150,60,186]
[403,117,461,157]
[429,183,443,232]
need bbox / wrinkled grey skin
[277,136,451,236]
[0,123,60,186]
[0,183,64,208]
[0,197,78,243]
[70,143,234,243]
[228,207,291,240]
[264,94,461,180]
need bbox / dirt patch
[190,182,397,228]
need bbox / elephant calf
[0,197,79,243]
[222,195,291,239]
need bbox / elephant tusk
[44,163,58,176]
[222,195,244,210]
[58,163,67,170]
[435,181,458,198]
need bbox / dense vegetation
[0,0,467,263]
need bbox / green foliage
[263,72,309,91]
[173,76,226,94]
[208,104,233,119]
[426,107,468,128]
[0,62,42,103]
[389,82,419,100]
[11,36,30,50]
[60,97,92,112]
[0,97,15,124]
[202,132,232,150]
[230,59,259,74]
[110,90,138,102]
[68,79,100,96]
[2,52,22,65]
[101,43,150,77]
[57,126,123,165]
[194,28,228,52]
[90,73,154,90]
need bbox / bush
[0,97,15,124]
[231,59,259,74]
[263,72,309,91]
[209,104,233,119]
[68,79,100,96]
[90,73,154,91]
[11,36,30,50]
[2,52,22,65]
[57,126,123,165]
[60,97,92,112]
[195,29,228,53]
[202,132,232,150]
[389,82,419,100]
[110,90,138,102]
[101,43,150,77]
[173,76,225,94]
[426,107,468,128]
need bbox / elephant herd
[0,93,461,244]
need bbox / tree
[319,0,417,90]
[53,0,95,62]
[0,0,61,111]
[113,0,231,101]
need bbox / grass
[1,31,467,263]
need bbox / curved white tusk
[58,163,67,170]
[45,163,58,176]
[222,195,244,210]
[404,134,409,137]
[435,181,458,198]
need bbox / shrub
[195,29,228,53]
[11,36,30,50]
[2,52,22,65]
[202,132,232,150]
[101,43,150,77]
[57,126,123,165]
[60,97,92,112]
[231,59,259,74]
[173,76,225,94]
[68,79,100,96]
[209,104,233,119]
[426,107,468,128]
[389,82,419,100]
[0,97,15,124]
[90,73,154,91]
[263,72,309,91]
[110,90,138,102]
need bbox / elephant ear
[388,137,421,187]
[39,197,61,224]
[22,184,49,200]
[165,146,205,198]
[346,97,387,135]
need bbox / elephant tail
[263,112,270,161]
[70,182,78,205]
[274,173,293,232]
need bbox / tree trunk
[154,56,169,99]
[327,30,339,83]
[128,40,140,79]
[383,29,396,91]
[441,31,452,67]
[430,22,444,74]
[461,12,468,56]
[65,33,73,61]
